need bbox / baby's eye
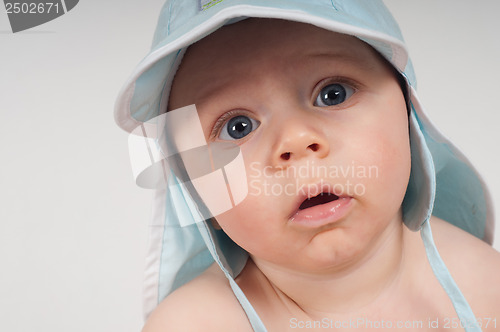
[314,83,355,107]
[219,115,260,140]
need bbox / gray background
[1,1,499,331]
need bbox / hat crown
[150,0,416,86]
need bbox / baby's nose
[271,120,330,167]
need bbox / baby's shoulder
[142,263,253,332]
[430,216,500,320]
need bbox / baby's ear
[210,217,222,230]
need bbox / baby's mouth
[299,192,339,210]
[290,189,351,228]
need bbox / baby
[115,1,500,331]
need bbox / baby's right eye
[218,115,260,140]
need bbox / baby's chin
[285,218,401,274]
[300,233,368,271]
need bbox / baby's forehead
[188,18,376,62]
[167,18,399,114]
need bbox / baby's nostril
[308,143,319,152]
[281,152,291,160]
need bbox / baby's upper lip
[289,181,347,218]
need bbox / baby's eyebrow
[306,51,376,71]
[191,77,235,107]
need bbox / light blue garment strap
[228,278,268,332]
[193,219,268,331]
[421,221,481,332]
[174,177,267,330]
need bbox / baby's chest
[255,289,462,332]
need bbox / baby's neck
[241,218,417,319]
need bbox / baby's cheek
[366,136,411,209]
[347,128,408,196]
[216,196,268,238]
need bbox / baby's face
[169,19,411,273]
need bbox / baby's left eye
[314,83,354,107]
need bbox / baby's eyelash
[313,77,361,96]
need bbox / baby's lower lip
[289,197,352,228]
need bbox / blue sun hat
[115,1,494,331]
